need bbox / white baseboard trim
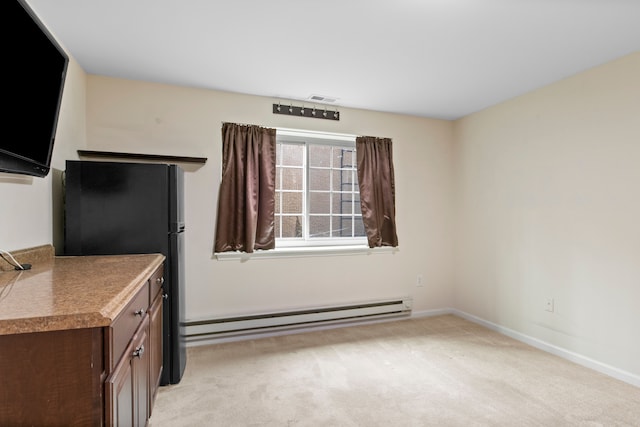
[410,308,454,318]
[451,309,640,388]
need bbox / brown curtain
[214,123,277,253]
[356,136,399,248]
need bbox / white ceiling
[25,0,640,120]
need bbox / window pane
[335,194,359,215]
[354,216,366,237]
[281,192,302,214]
[309,145,331,167]
[280,167,303,191]
[334,148,356,169]
[275,216,280,238]
[281,216,303,238]
[309,192,330,214]
[332,216,351,237]
[276,133,365,247]
[309,168,330,191]
[326,216,366,238]
[333,194,342,214]
[280,144,303,166]
[309,215,330,238]
[333,169,356,192]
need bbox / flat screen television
[0,0,69,178]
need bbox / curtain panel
[214,123,277,253]
[356,136,399,248]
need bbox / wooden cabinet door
[134,322,150,427]
[106,316,150,427]
[149,291,163,416]
[106,349,134,427]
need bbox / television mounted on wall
[0,0,69,178]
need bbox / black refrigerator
[63,160,186,385]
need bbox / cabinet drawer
[111,281,150,364]
[149,265,164,302]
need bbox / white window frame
[275,128,368,249]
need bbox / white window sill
[214,245,398,261]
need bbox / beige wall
[3,44,637,382]
[453,52,640,378]
[85,76,455,320]
[0,58,86,252]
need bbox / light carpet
[149,314,640,426]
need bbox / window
[275,129,367,248]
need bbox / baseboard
[410,308,454,318]
[451,309,640,388]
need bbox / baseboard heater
[185,298,412,343]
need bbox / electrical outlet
[416,274,424,287]
[545,298,554,313]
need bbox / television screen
[0,0,69,177]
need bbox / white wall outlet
[416,274,424,287]
[545,298,554,312]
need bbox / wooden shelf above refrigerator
[77,150,207,164]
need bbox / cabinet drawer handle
[133,344,145,358]
[162,293,168,300]
[133,309,145,316]
[156,277,165,285]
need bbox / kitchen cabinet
[149,270,164,415]
[0,252,165,426]
[106,263,165,425]
[107,315,150,426]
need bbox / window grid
[275,138,365,246]
[307,146,360,238]
[275,142,306,239]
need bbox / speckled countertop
[0,253,165,335]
